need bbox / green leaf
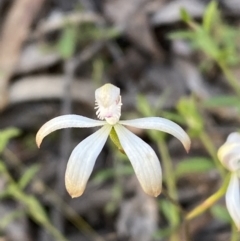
[203,95,240,108]
[211,204,231,223]
[57,25,78,59]
[177,97,204,135]
[137,91,169,117]
[137,95,154,117]
[180,8,192,23]
[18,164,41,189]
[105,184,122,214]
[92,27,120,40]
[175,157,215,178]
[194,28,220,60]
[93,166,133,184]
[26,196,49,224]
[92,168,115,183]
[203,1,218,33]
[78,24,120,42]
[168,31,195,40]
[0,128,21,153]
[92,58,105,84]
[159,199,178,225]
[161,111,185,125]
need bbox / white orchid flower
[218,132,240,231]
[36,83,191,198]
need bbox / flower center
[95,83,122,125]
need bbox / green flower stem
[199,131,225,178]
[157,136,180,241]
[218,61,240,97]
[161,188,186,215]
[186,173,230,220]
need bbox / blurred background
[0,0,240,240]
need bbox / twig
[51,59,75,233]
[51,40,105,234]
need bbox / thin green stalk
[199,131,225,178]
[157,137,179,241]
[161,188,186,215]
[158,139,178,202]
[218,61,240,97]
[44,223,69,241]
[186,173,230,220]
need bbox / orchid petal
[226,173,240,231]
[36,115,106,147]
[65,125,111,198]
[119,117,191,152]
[114,124,162,197]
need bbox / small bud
[217,132,240,172]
